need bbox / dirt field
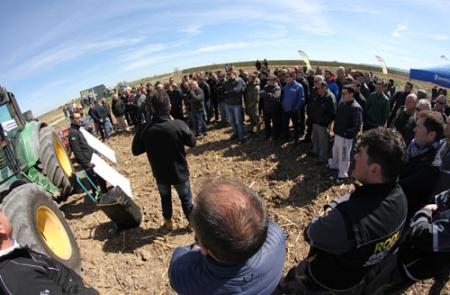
[59,121,449,295]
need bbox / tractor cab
[0,88,26,135]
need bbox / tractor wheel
[39,126,73,198]
[1,183,81,273]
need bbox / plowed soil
[60,122,449,295]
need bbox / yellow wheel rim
[54,139,72,177]
[36,205,72,260]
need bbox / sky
[0,0,449,116]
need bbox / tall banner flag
[441,55,448,61]
[375,55,388,74]
[298,50,312,71]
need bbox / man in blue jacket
[282,72,304,142]
[169,178,286,295]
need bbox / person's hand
[424,204,438,212]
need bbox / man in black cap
[132,91,196,230]
[260,74,282,141]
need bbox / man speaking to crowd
[132,91,196,231]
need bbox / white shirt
[0,240,19,258]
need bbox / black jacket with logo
[305,182,407,290]
[69,123,93,169]
[0,247,97,295]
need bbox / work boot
[256,121,261,133]
[161,219,173,231]
[186,223,193,232]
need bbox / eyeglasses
[416,108,422,111]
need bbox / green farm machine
[0,87,80,271]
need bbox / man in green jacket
[364,80,390,131]
[244,73,261,133]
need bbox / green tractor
[0,87,80,272]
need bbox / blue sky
[0,0,449,116]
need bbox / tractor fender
[14,121,45,169]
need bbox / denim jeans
[191,111,207,136]
[218,102,228,123]
[104,117,113,133]
[95,121,109,141]
[156,180,193,221]
[226,104,244,141]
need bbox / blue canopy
[409,64,450,88]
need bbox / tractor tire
[1,183,81,273]
[39,126,73,198]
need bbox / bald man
[168,179,286,295]
[0,211,97,294]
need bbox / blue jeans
[218,102,228,123]
[191,111,207,136]
[104,117,113,133]
[156,180,193,221]
[226,104,244,141]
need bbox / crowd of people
[15,61,450,294]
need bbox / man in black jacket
[224,69,246,144]
[188,80,207,137]
[281,128,408,294]
[198,75,212,123]
[132,92,196,231]
[329,85,362,184]
[393,93,417,146]
[308,80,336,163]
[399,111,444,216]
[112,91,129,132]
[90,100,109,142]
[0,211,98,294]
[214,72,228,125]
[260,75,282,141]
[387,82,413,126]
[168,83,184,121]
[69,112,108,194]
[384,189,450,294]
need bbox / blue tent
[409,64,450,88]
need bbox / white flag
[298,50,312,71]
[375,55,388,75]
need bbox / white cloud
[120,43,169,63]
[196,42,259,53]
[271,0,334,36]
[430,34,449,41]
[178,25,202,36]
[7,37,143,83]
[392,24,408,38]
